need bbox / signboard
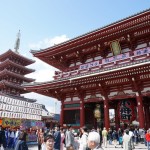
[118,100,136,123]
[134,47,150,56]
[102,52,129,64]
[79,61,99,70]
[2,118,22,127]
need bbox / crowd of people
[0,125,150,150]
[0,126,28,150]
[36,126,150,150]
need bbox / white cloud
[29,35,69,49]
[23,35,69,114]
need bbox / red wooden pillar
[103,97,110,130]
[145,105,150,129]
[60,100,64,127]
[136,92,145,128]
[80,97,85,127]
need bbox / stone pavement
[28,143,148,150]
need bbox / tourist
[0,127,7,150]
[133,128,139,144]
[8,128,15,149]
[118,128,123,148]
[87,131,103,150]
[60,127,65,150]
[14,128,21,146]
[65,125,75,150]
[107,128,113,145]
[74,132,80,150]
[122,129,132,150]
[41,136,46,150]
[14,131,28,150]
[45,135,55,150]
[79,126,88,150]
[102,127,108,148]
[129,129,134,149]
[53,126,61,150]
[112,130,118,148]
[37,128,44,150]
[97,128,102,147]
[145,129,150,150]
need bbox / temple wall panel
[96,94,102,98]
[85,58,93,63]
[107,52,113,57]
[141,87,150,92]
[69,63,75,67]
[122,48,130,53]
[64,97,71,102]
[72,97,80,101]
[136,43,147,49]
[94,56,102,60]
[124,90,135,94]
[84,95,91,100]
[76,61,82,65]
[108,92,118,97]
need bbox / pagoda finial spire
[14,30,21,53]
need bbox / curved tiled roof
[0,69,35,83]
[0,59,35,75]
[31,8,150,55]
[0,49,35,66]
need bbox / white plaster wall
[108,92,118,96]
[136,43,147,49]
[64,97,71,102]
[84,95,91,100]
[94,56,102,60]
[72,97,80,101]
[85,58,93,63]
[96,94,102,97]
[141,87,150,92]
[122,48,130,53]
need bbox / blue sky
[0,0,149,113]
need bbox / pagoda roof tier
[30,9,150,70]
[0,92,36,102]
[24,60,150,100]
[0,69,35,83]
[0,49,35,66]
[0,59,35,75]
[0,81,29,94]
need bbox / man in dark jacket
[54,126,61,150]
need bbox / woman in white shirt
[79,126,88,150]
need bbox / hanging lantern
[94,104,101,122]
[118,100,136,123]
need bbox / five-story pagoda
[0,31,42,124]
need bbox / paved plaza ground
[28,143,148,150]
